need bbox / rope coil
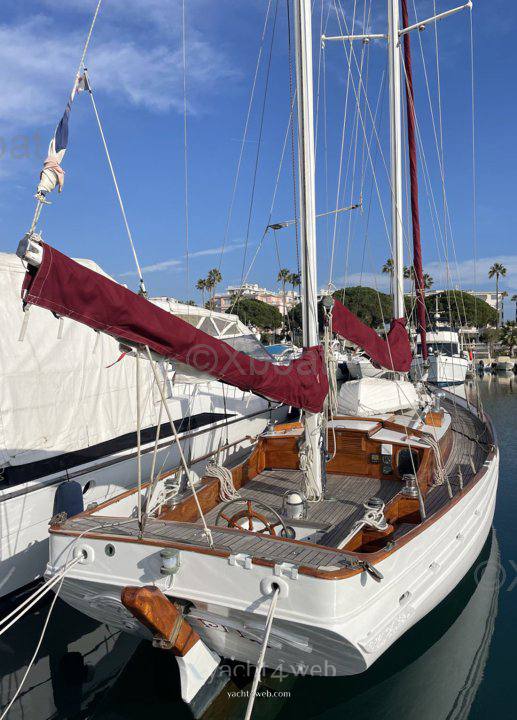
[205,461,241,502]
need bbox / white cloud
[425,255,517,292]
[188,242,248,259]
[119,241,248,277]
[336,255,517,296]
[120,258,182,277]
[0,4,237,134]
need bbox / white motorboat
[495,356,515,372]
[411,325,471,385]
[0,253,284,598]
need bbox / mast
[387,0,405,320]
[294,0,322,497]
[401,0,428,359]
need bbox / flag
[37,74,86,197]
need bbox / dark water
[1,373,515,720]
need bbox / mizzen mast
[294,0,323,497]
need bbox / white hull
[47,422,498,677]
[0,388,282,598]
[346,358,384,380]
[411,355,470,385]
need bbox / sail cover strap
[21,243,329,412]
[332,299,412,372]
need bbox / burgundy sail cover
[21,243,328,412]
[332,299,412,372]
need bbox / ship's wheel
[215,498,290,536]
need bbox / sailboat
[14,0,498,712]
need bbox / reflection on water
[1,378,515,720]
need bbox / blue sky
[0,0,515,312]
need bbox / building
[213,283,299,316]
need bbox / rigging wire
[218,0,274,272]
[286,0,301,277]
[468,5,478,328]
[343,0,371,291]
[145,347,213,547]
[239,0,280,288]
[84,72,147,295]
[332,0,421,283]
[409,0,472,332]
[229,84,298,313]
[328,0,358,286]
[28,0,104,235]
[182,0,191,304]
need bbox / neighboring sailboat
[13,0,498,713]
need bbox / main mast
[294,0,323,497]
[388,0,405,320]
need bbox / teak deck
[53,397,492,578]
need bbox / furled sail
[332,299,412,373]
[21,243,329,412]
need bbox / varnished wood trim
[51,410,496,581]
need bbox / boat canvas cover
[0,253,161,469]
[338,377,420,416]
[22,243,329,413]
[332,299,412,372]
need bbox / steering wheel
[215,498,291,537]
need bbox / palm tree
[277,268,292,324]
[423,274,433,291]
[488,263,507,327]
[196,278,207,307]
[403,265,414,280]
[290,272,301,294]
[381,258,394,295]
[511,294,517,323]
[501,322,517,358]
[206,268,222,309]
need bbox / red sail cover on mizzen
[332,299,412,373]
[21,244,328,412]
